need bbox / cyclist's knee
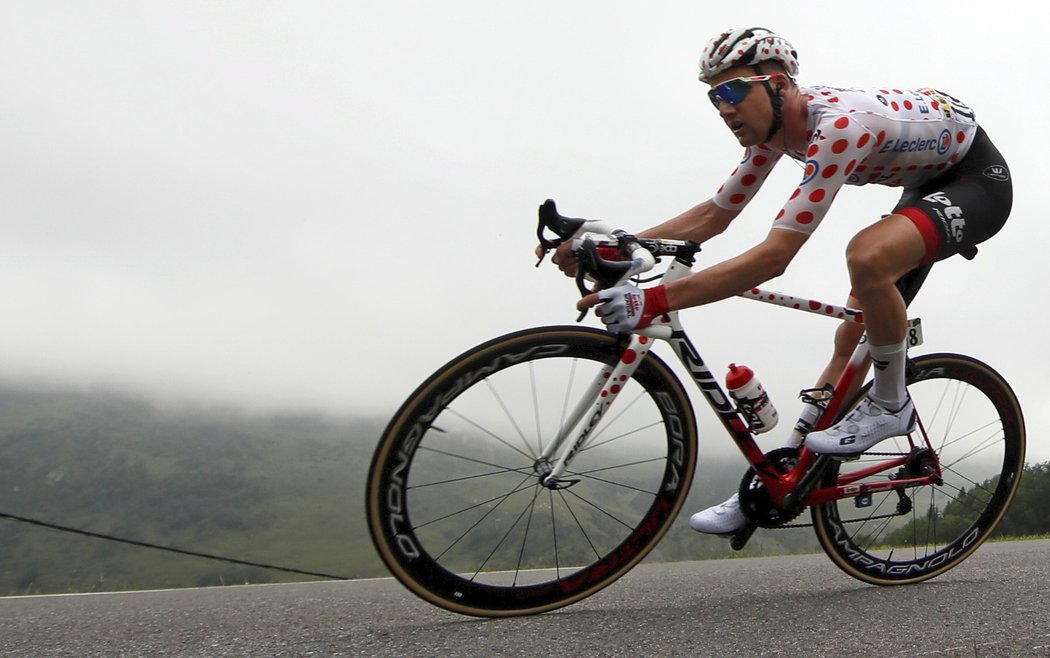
[845,216,926,290]
[846,233,892,284]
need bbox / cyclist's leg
[809,128,1012,456]
[843,127,1012,405]
[805,215,928,455]
[845,213,928,383]
[816,311,863,389]
[809,258,934,433]
[808,303,865,416]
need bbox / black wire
[0,510,349,581]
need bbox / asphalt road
[3,539,1050,657]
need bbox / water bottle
[726,363,778,434]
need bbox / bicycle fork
[538,333,657,488]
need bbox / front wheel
[812,353,1025,585]
[366,326,698,616]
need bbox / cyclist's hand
[535,241,578,277]
[577,283,670,333]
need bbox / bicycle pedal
[729,522,757,551]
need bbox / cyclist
[546,27,1012,536]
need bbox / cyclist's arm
[640,146,782,242]
[658,114,879,308]
[576,226,808,315]
[661,226,809,309]
[637,198,740,243]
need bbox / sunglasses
[707,75,773,108]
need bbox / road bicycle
[366,200,1025,617]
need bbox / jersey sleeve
[712,146,782,210]
[772,115,879,234]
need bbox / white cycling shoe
[805,395,917,457]
[690,493,747,535]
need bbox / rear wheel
[812,353,1025,584]
[366,326,698,616]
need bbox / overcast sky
[2,2,1047,459]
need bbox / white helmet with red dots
[699,27,799,83]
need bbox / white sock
[784,397,824,448]
[869,340,907,409]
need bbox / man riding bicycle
[545,27,1012,536]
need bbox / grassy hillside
[0,386,389,595]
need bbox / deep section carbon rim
[366,326,697,616]
[812,353,1025,585]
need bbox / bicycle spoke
[938,425,1006,469]
[432,473,535,563]
[570,456,666,476]
[441,406,535,462]
[513,485,543,586]
[563,459,666,496]
[548,489,561,579]
[530,362,543,457]
[559,486,638,531]
[412,445,534,485]
[482,381,539,460]
[557,358,580,449]
[470,485,542,580]
[415,480,537,530]
[582,419,666,452]
[556,489,602,561]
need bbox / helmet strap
[753,65,784,143]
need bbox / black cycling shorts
[894,126,1012,264]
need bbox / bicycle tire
[812,353,1025,585]
[366,326,698,617]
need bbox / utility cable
[0,510,349,581]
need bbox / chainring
[737,447,806,529]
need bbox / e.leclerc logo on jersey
[937,129,951,155]
[878,129,952,156]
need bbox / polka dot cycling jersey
[713,86,979,234]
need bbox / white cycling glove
[596,284,670,333]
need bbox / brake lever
[574,279,590,323]
[572,237,638,323]
[580,237,635,287]
[536,199,587,251]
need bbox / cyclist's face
[708,66,775,147]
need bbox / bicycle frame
[540,248,941,516]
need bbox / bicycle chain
[739,447,916,530]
